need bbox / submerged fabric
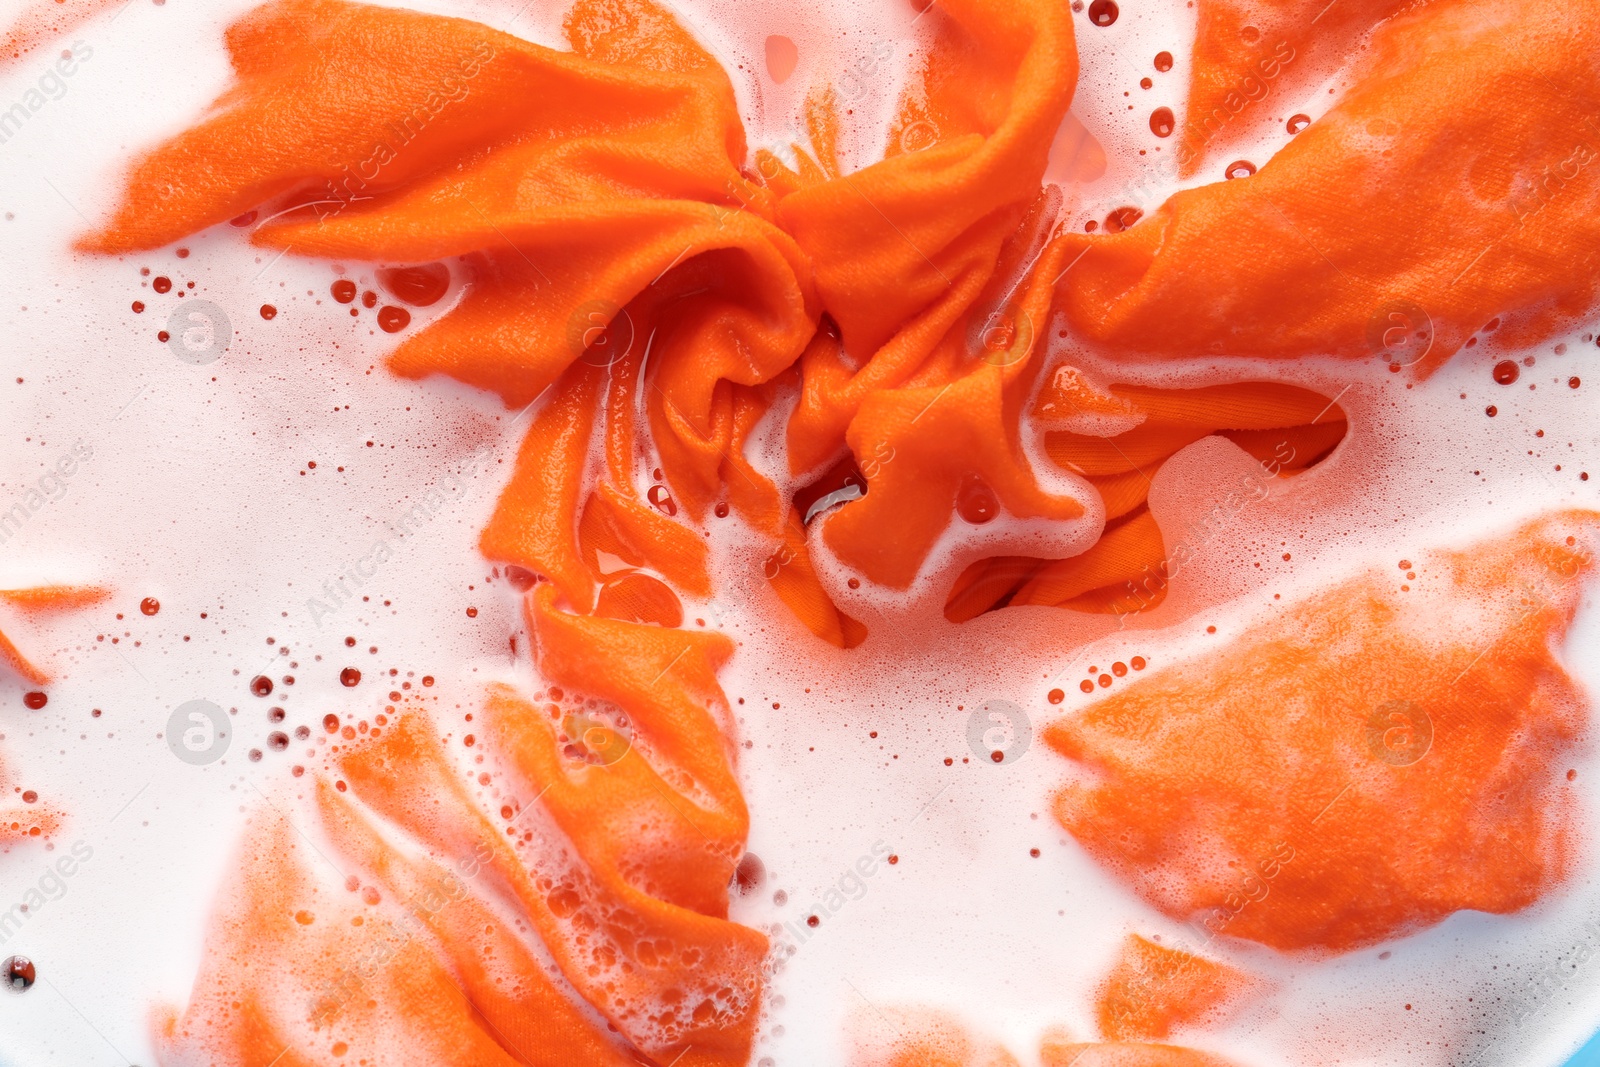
[1047,511,1597,954]
[70,0,1600,1061]
[846,1007,1241,1067]
[0,585,108,686]
[1060,0,1600,365]
[1095,935,1255,1041]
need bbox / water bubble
[956,474,999,525]
[377,263,450,307]
[3,956,34,993]
[732,853,766,895]
[648,483,677,517]
[377,306,411,333]
[1104,206,1143,233]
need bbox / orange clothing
[1048,511,1597,953]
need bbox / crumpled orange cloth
[1047,510,1597,954]
[73,0,1600,1057]
[1062,0,1600,365]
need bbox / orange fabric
[1181,0,1402,178]
[1047,510,1598,954]
[1041,1043,1240,1067]
[0,585,109,685]
[69,0,1600,1058]
[1060,0,1600,365]
[947,380,1344,620]
[1095,935,1255,1041]
[155,588,760,1067]
[0,628,48,688]
[848,1009,1239,1067]
[0,585,109,612]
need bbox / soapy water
[0,0,1596,1064]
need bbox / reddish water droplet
[1080,679,1094,693]
[1104,206,1143,233]
[157,330,170,343]
[377,306,411,333]
[1112,661,1128,676]
[1047,688,1065,704]
[361,290,378,309]
[268,707,285,723]
[1088,0,1118,25]
[152,276,172,294]
[765,34,798,84]
[1570,376,1582,389]
[466,606,478,618]
[260,304,277,320]
[267,731,289,751]
[1485,405,1498,417]
[647,483,677,517]
[1131,655,1147,670]
[323,713,340,733]
[422,675,435,687]
[1225,159,1257,180]
[139,597,160,616]
[20,791,36,804]
[956,474,998,524]
[250,675,273,697]
[714,502,730,518]
[131,301,144,314]
[376,263,451,308]
[331,280,357,304]
[1493,360,1520,385]
[733,852,766,895]
[1287,114,1311,134]
[340,667,361,687]
[1149,107,1174,137]
[4,956,36,991]
[806,915,820,927]
[1140,77,1153,89]
[1154,51,1173,72]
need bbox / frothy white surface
[0,1,1596,1066]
